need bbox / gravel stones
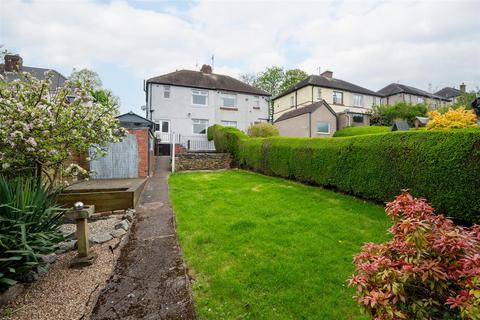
[114,219,129,231]
[90,233,113,244]
[110,229,127,238]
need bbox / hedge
[209,125,480,224]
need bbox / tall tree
[239,72,257,86]
[253,66,285,98]
[279,69,308,94]
[69,68,103,89]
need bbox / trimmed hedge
[333,126,391,137]
[209,125,480,224]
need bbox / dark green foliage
[210,125,480,224]
[370,102,428,126]
[209,126,248,158]
[333,126,391,137]
[0,176,64,291]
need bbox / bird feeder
[65,202,96,268]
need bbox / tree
[69,68,103,89]
[239,72,257,86]
[452,89,480,109]
[279,69,308,94]
[0,71,126,188]
[254,66,285,98]
[370,102,428,126]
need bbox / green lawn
[169,170,390,319]
[333,125,391,137]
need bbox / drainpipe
[308,112,312,138]
[295,91,298,109]
[311,86,314,103]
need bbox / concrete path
[91,156,196,320]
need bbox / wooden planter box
[57,178,147,213]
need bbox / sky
[1,0,479,115]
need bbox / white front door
[159,120,170,143]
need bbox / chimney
[4,54,23,72]
[460,82,466,93]
[321,70,333,78]
[200,64,212,74]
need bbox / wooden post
[76,218,89,257]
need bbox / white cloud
[1,0,479,97]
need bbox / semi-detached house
[145,65,270,155]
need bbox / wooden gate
[90,134,138,179]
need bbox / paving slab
[90,156,196,320]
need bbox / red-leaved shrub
[348,191,480,319]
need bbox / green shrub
[209,125,249,158]
[370,102,428,126]
[333,126,391,137]
[207,124,222,141]
[211,125,480,224]
[247,123,279,137]
[0,176,64,291]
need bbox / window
[66,95,76,103]
[417,96,425,104]
[353,94,363,107]
[192,89,208,105]
[192,119,208,134]
[160,120,169,133]
[290,96,295,106]
[252,96,260,108]
[163,85,171,99]
[353,114,364,123]
[221,120,237,127]
[315,87,322,101]
[333,91,343,104]
[316,121,330,134]
[221,93,237,108]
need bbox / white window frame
[315,87,322,101]
[333,91,343,105]
[252,95,260,108]
[163,85,171,99]
[353,94,363,107]
[159,119,170,133]
[192,119,208,135]
[316,121,331,135]
[221,120,237,128]
[221,92,237,109]
[192,89,208,106]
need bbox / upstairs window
[163,85,171,99]
[192,119,208,134]
[221,120,237,128]
[353,94,363,107]
[333,91,343,105]
[192,89,208,105]
[315,87,322,101]
[221,93,237,108]
[417,97,425,104]
[253,96,260,108]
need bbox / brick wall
[128,128,150,177]
[175,153,233,171]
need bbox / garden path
[90,156,196,320]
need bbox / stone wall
[175,153,233,171]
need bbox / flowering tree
[0,71,126,187]
[348,191,480,319]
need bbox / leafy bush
[0,176,64,291]
[209,125,480,224]
[370,102,428,126]
[348,192,480,319]
[427,107,478,130]
[247,123,279,137]
[333,126,391,137]
[207,124,222,141]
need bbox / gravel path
[0,238,122,320]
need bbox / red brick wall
[128,128,149,177]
